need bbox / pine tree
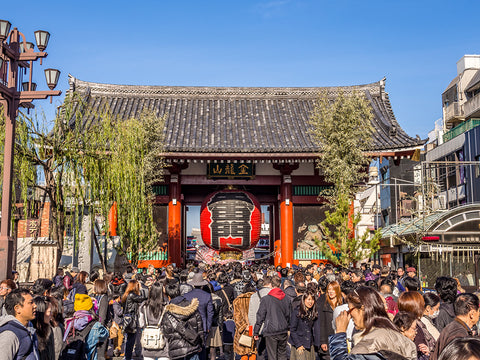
[310,90,380,266]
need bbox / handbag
[109,322,119,339]
[239,333,253,347]
[123,312,137,333]
[141,307,167,350]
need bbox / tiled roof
[67,75,424,154]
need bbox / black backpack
[60,320,97,360]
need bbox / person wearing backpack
[0,288,39,360]
[92,280,109,360]
[61,293,108,360]
[121,280,146,360]
[138,282,169,360]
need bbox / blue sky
[3,0,479,138]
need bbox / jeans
[183,353,200,360]
[125,331,136,360]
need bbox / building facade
[380,55,480,289]
[68,76,423,268]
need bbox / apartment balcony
[443,118,480,142]
[444,102,464,128]
[464,92,480,119]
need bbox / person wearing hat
[183,272,214,360]
[62,293,109,360]
[407,267,417,278]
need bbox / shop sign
[207,163,255,179]
[455,235,480,243]
[420,244,454,252]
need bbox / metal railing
[126,250,168,261]
[443,118,480,142]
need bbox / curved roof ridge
[68,74,384,98]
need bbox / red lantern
[109,202,118,236]
[200,190,261,252]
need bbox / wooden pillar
[168,174,182,267]
[273,163,298,268]
[167,162,187,267]
[280,174,293,268]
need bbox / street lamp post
[0,20,61,280]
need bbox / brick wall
[16,202,51,238]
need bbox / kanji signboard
[207,163,255,179]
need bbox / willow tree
[0,93,166,266]
[310,90,380,266]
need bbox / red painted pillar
[348,200,355,239]
[280,175,294,268]
[168,174,182,267]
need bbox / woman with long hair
[71,270,89,296]
[290,289,318,360]
[93,279,109,360]
[329,286,417,360]
[316,280,343,359]
[48,296,64,360]
[138,281,169,360]
[398,291,431,359]
[32,296,55,360]
[122,280,147,360]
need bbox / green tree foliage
[0,94,166,265]
[310,91,380,266]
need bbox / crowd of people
[0,261,479,360]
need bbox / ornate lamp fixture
[44,68,60,90]
[34,30,50,51]
[0,20,11,41]
[0,19,62,280]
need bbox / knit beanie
[74,293,93,312]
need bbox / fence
[293,250,341,260]
[126,250,168,261]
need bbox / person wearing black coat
[215,272,235,320]
[315,281,343,360]
[433,276,457,331]
[121,280,147,360]
[254,276,291,360]
[162,281,204,360]
[289,290,317,360]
